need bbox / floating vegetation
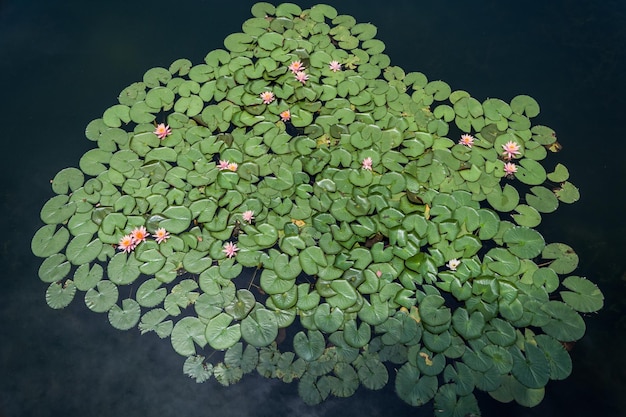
[31,3,603,415]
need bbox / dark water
[1,0,624,416]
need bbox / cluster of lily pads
[31,2,604,415]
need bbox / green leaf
[107,252,141,285]
[85,280,119,313]
[541,301,586,342]
[554,181,580,203]
[32,225,70,258]
[66,234,102,265]
[293,330,325,361]
[452,308,485,340]
[108,298,141,330]
[343,320,371,348]
[326,280,358,310]
[183,355,213,383]
[547,163,569,182]
[434,384,480,417]
[38,254,71,283]
[51,167,85,194]
[354,352,387,390]
[560,276,604,313]
[486,248,521,276]
[241,308,278,348]
[224,289,256,320]
[503,226,545,259]
[160,206,192,234]
[138,308,173,338]
[172,316,207,356]
[516,158,547,185]
[486,184,519,212]
[510,343,550,389]
[542,243,579,274]
[313,303,344,333]
[510,204,541,228]
[40,195,76,225]
[45,281,76,309]
[273,253,302,280]
[205,312,241,351]
[395,363,438,406]
[510,94,540,117]
[136,278,167,308]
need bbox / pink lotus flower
[227,162,238,172]
[376,270,382,278]
[459,134,475,148]
[295,71,309,84]
[154,123,172,139]
[502,140,521,160]
[280,109,291,122]
[242,210,255,224]
[118,234,136,253]
[288,60,305,73]
[362,157,373,171]
[223,241,239,258]
[446,258,461,271]
[260,91,275,104]
[154,227,170,244]
[329,60,342,72]
[131,226,149,244]
[504,162,518,176]
[218,160,230,170]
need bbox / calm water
[1,0,624,416]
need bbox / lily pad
[108,298,141,330]
[560,276,604,313]
[503,226,545,259]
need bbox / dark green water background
[1,1,624,416]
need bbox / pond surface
[1,1,624,416]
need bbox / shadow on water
[1,0,625,416]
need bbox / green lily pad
[452,308,485,340]
[542,243,579,274]
[241,308,278,348]
[107,252,141,285]
[85,280,119,313]
[503,226,545,259]
[38,254,71,284]
[294,330,325,362]
[136,278,167,308]
[183,355,213,383]
[45,280,77,309]
[160,206,192,234]
[515,158,547,185]
[40,195,76,225]
[560,276,604,313]
[554,181,580,203]
[172,316,207,356]
[541,301,586,342]
[395,363,438,406]
[547,163,569,182]
[205,312,241,351]
[313,303,344,333]
[510,343,550,389]
[526,186,559,213]
[434,384,480,417]
[486,184,519,212]
[66,234,102,265]
[224,289,256,320]
[108,298,141,330]
[354,352,388,390]
[32,225,70,258]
